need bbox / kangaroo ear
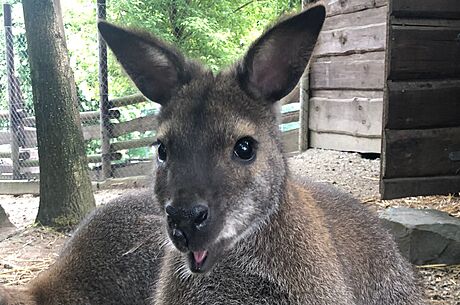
[98,22,200,105]
[238,5,326,102]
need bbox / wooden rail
[21,109,121,127]
[111,136,156,152]
[111,115,158,138]
[109,93,147,108]
[0,95,301,180]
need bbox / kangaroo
[98,3,423,305]
[0,190,165,305]
[0,4,424,305]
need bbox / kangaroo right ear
[98,22,199,105]
[237,4,326,102]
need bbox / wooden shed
[380,0,460,199]
[300,0,460,199]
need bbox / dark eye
[233,137,256,161]
[157,141,167,162]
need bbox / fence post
[298,0,314,152]
[97,0,112,179]
[299,70,309,152]
[4,4,22,180]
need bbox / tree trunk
[0,205,13,228]
[22,0,96,228]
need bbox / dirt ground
[0,149,459,304]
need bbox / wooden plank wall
[381,0,460,199]
[309,0,387,153]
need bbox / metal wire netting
[0,2,158,182]
[1,3,36,181]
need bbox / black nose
[165,204,209,228]
[166,204,209,251]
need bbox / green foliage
[62,1,100,106]
[108,0,299,72]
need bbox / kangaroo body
[1,181,423,305]
[0,191,165,305]
[1,4,425,305]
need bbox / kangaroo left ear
[237,5,326,102]
[98,22,203,106]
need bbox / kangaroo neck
[242,180,350,299]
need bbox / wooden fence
[0,92,300,180]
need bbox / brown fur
[0,191,165,305]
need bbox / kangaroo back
[0,286,36,305]
[0,190,164,305]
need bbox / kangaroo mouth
[188,250,209,273]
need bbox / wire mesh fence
[0,1,158,182]
[0,1,302,185]
[1,3,36,181]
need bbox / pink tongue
[193,251,208,264]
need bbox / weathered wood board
[316,23,385,57]
[310,131,381,153]
[282,129,299,153]
[322,6,387,31]
[386,80,460,129]
[282,111,300,125]
[388,23,460,80]
[111,115,158,138]
[111,136,156,152]
[312,90,384,99]
[310,97,383,137]
[382,176,460,200]
[327,0,387,17]
[311,52,385,90]
[383,127,460,178]
[390,0,460,19]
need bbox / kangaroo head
[99,4,325,274]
